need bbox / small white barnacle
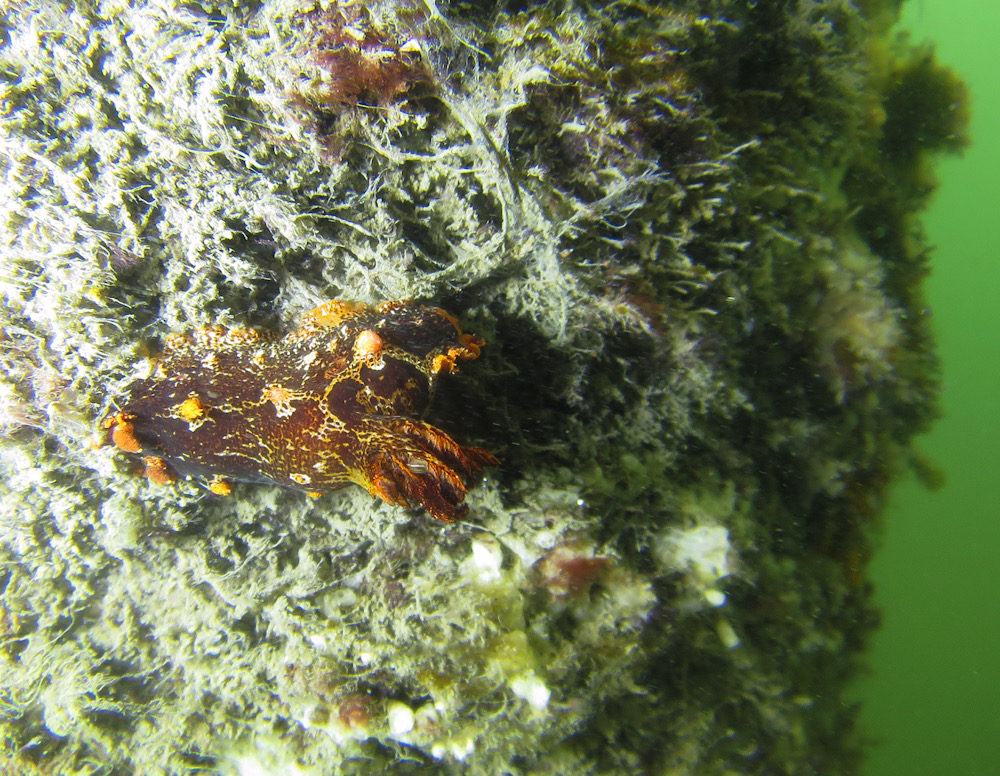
[299,350,318,369]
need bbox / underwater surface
[0,0,992,773]
[860,1,1000,774]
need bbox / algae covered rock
[0,0,966,774]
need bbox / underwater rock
[0,0,966,774]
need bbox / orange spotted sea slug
[102,300,498,522]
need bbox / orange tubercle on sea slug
[353,329,383,359]
[141,455,177,486]
[102,412,142,453]
[175,394,206,422]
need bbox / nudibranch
[101,300,498,522]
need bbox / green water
[861,1,1000,774]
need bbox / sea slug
[102,300,498,522]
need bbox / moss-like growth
[0,0,966,773]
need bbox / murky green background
[860,1,1000,774]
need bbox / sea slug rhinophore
[102,300,497,522]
